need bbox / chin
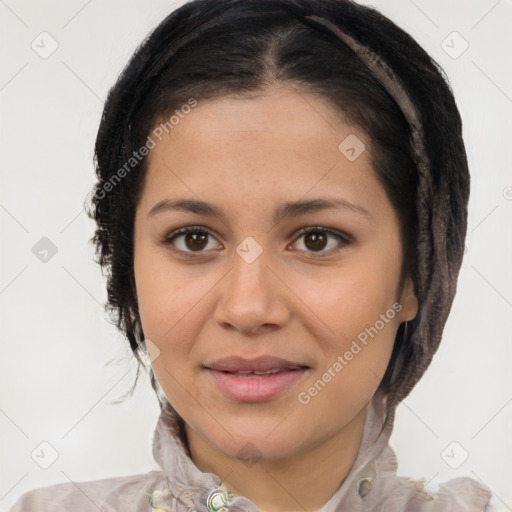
[198,418,315,463]
[223,436,303,463]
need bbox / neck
[185,405,369,512]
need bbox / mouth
[204,356,311,402]
[205,355,310,373]
[213,367,304,376]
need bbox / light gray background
[1,1,511,511]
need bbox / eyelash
[163,225,351,257]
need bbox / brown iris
[303,230,328,251]
[185,231,209,251]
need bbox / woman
[9,0,494,510]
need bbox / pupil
[305,231,327,251]
[186,232,208,251]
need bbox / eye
[290,226,351,255]
[163,225,350,256]
[163,226,221,253]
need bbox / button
[357,477,373,498]
[205,488,230,511]
[150,487,172,511]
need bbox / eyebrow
[148,197,373,224]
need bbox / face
[133,84,418,464]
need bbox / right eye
[163,226,222,254]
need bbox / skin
[133,83,418,511]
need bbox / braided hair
[85,0,469,424]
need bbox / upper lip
[205,356,310,372]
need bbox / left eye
[291,226,350,254]
[164,227,221,253]
[163,226,350,255]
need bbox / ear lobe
[400,276,418,322]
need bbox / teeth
[253,368,281,375]
[225,368,283,376]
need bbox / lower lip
[206,368,309,402]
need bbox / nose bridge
[214,235,288,333]
[229,236,273,308]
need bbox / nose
[213,245,291,337]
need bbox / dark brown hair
[85,0,469,424]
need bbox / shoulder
[426,476,494,512]
[389,475,493,512]
[8,470,165,512]
[371,446,493,512]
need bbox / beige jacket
[9,395,493,511]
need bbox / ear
[399,276,418,322]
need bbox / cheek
[134,251,200,407]
[292,243,402,335]
[298,302,399,428]
[134,246,207,336]
[291,245,401,385]
[133,246,230,397]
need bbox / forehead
[138,85,390,223]
[158,85,354,154]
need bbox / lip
[204,356,311,402]
[205,356,309,372]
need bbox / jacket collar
[149,393,393,511]
[148,393,492,512]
